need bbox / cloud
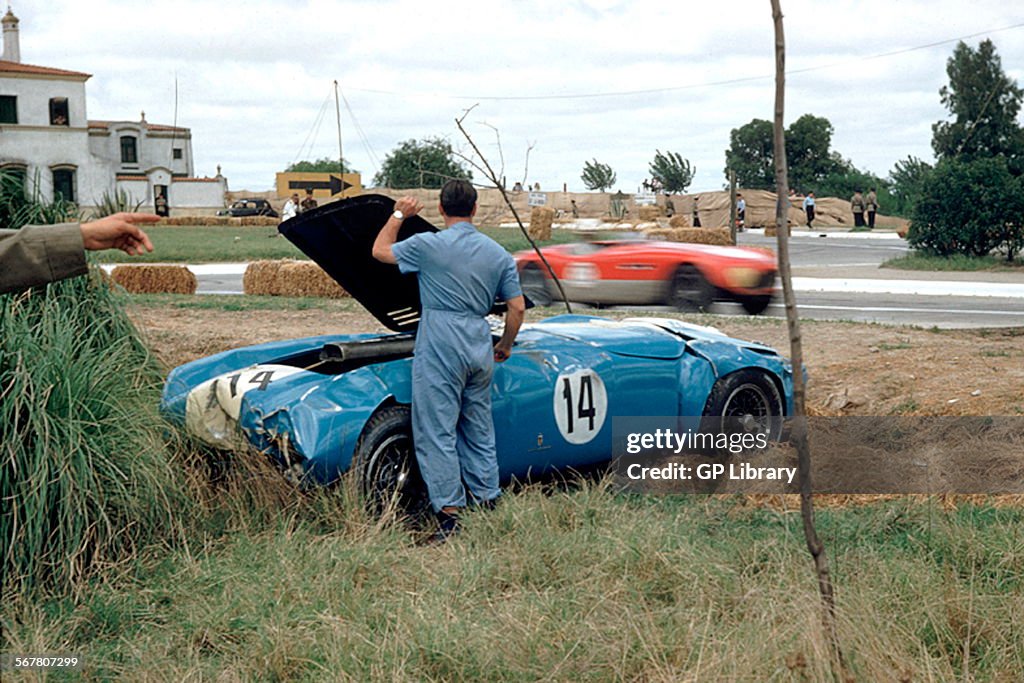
[11,0,1024,192]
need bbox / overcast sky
[14,0,1024,193]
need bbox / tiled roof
[115,175,148,181]
[0,59,91,79]
[174,177,220,183]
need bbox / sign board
[634,192,656,206]
[275,172,362,200]
[528,192,547,207]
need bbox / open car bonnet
[278,194,437,332]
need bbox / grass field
[92,224,580,264]
[882,252,1024,271]
[4,483,1022,681]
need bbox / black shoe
[425,510,460,545]
[476,495,501,511]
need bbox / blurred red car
[515,239,777,314]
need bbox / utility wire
[344,21,1024,102]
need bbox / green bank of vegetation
[882,253,1024,272]
[90,224,578,264]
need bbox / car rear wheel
[740,294,772,315]
[668,265,713,312]
[520,264,554,307]
[352,404,430,518]
[701,370,784,445]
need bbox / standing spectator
[866,187,879,229]
[664,195,675,218]
[300,188,318,213]
[692,196,702,227]
[282,193,300,221]
[154,190,169,218]
[512,181,523,192]
[736,193,746,231]
[570,199,579,219]
[850,190,866,228]
[802,191,816,228]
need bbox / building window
[49,98,70,126]
[120,136,138,164]
[0,95,16,124]
[172,148,183,160]
[53,168,76,203]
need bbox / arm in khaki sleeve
[0,223,88,294]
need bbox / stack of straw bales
[528,206,555,240]
[638,205,662,222]
[110,265,197,294]
[158,216,280,227]
[642,227,734,246]
[668,215,691,228]
[243,260,349,298]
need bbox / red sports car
[515,239,777,314]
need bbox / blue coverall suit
[392,222,522,512]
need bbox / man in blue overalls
[373,180,526,542]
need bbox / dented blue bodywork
[161,315,794,485]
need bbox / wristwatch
[392,210,404,221]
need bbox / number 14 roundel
[553,369,608,445]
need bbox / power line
[344,21,1024,102]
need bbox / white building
[0,8,226,215]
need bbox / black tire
[351,404,430,518]
[701,370,784,447]
[739,294,772,315]
[668,265,713,312]
[520,264,554,307]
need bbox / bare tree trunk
[769,1,845,676]
[728,169,737,245]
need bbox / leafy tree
[932,39,1024,169]
[648,150,695,194]
[724,114,842,191]
[724,118,775,190]
[909,157,1024,261]
[285,157,357,174]
[581,159,617,191]
[886,156,933,217]
[373,138,471,189]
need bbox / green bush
[908,157,1024,260]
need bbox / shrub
[908,157,1024,260]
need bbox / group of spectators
[281,189,319,221]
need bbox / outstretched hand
[80,213,158,256]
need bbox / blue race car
[161,195,794,511]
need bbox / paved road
[123,234,1024,328]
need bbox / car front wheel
[739,294,772,315]
[701,370,784,445]
[351,404,430,518]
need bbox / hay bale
[671,227,734,246]
[528,206,555,241]
[642,227,676,241]
[668,214,691,228]
[765,224,790,237]
[243,259,291,296]
[275,262,349,298]
[638,205,662,221]
[110,265,196,294]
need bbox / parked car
[219,198,279,218]
[515,239,777,314]
[161,195,794,513]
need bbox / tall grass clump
[89,187,143,220]
[1,188,189,598]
